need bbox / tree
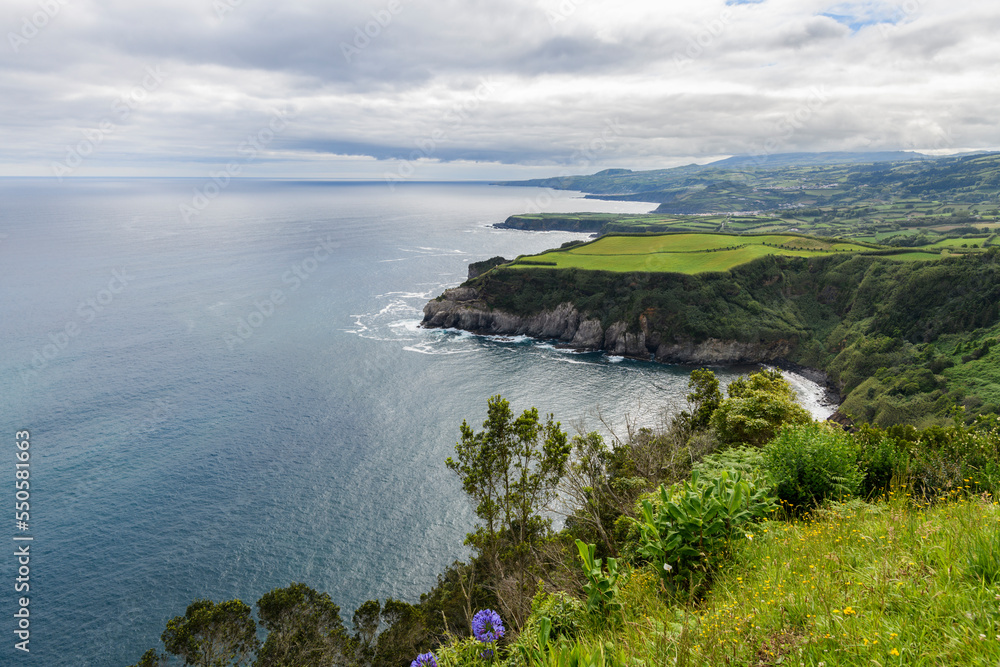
[160,599,259,667]
[446,395,570,626]
[352,599,381,658]
[711,368,812,447]
[447,395,570,568]
[127,649,165,667]
[685,368,723,432]
[255,583,352,667]
[559,431,620,555]
[671,368,723,437]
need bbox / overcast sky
[2,0,999,180]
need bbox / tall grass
[503,493,1000,667]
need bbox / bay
[0,180,832,665]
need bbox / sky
[2,0,999,180]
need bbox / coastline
[420,312,843,421]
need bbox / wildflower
[664,563,673,572]
[471,609,505,643]
[410,652,437,667]
[890,648,900,656]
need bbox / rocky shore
[422,286,797,365]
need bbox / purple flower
[472,609,505,643]
[410,652,437,667]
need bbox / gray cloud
[1,0,998,178]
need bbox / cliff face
[493,215,607,233]
[422,287,794,364]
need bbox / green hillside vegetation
[466,250,1000,427]
[124,154,1000,666]
[507,233,905,275]
[500,152,1000,221]
[127,373,1000,667]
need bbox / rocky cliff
[493,215,607,233]
[422,286,794,364]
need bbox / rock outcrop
[422,287,795,365]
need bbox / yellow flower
[890,648,900,656]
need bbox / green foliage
[160,599,259,667]
[574,540,622,618]
[635,471,775,591]
[763,423,863,511]
[853,424,909,498]
[127,649,165,667]
[255,583,351,667]
[966,529,1000,584]
[469,247,1000,427]
[561,432,621,556]
[447,396,571,570]
[524,642,630,667]
[529,591,584,642]
[692,446,768,486]
[711,369,812,447]
[673,368,721,434]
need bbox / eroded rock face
[422,287,795,365]
[653,339,793,364]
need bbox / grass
[506,233,932,275]
[503,493,1000,666]
[683,495,1000,666]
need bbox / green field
[508,233,922,274]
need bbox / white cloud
[0,0,998,178]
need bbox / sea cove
[0,180,834,665]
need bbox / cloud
[0,0,998,178]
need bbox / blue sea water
[0,180,833,665]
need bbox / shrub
[575,540,622,619]
[635,471,775,592]
[693,446,768,487]
[710,369,812,447]
[530,591,584,641]
[763,423,863,511]
[853,425,909,498]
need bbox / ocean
[0,179,833,665]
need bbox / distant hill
[496,151,1000,214]
[707,151,931,169]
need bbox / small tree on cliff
[711,368,811,447]
[672,368,723,436]
[446,395,570,625]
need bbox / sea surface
[0,180,834,665]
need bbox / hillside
[498,152,1000,217]
[505,232,905,274]
[425,250,1000,427]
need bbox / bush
[764,423,863,511]
[710,369,812,447]
[693,446,768,487]
[635,471,775,592]
[853,425,909,498]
